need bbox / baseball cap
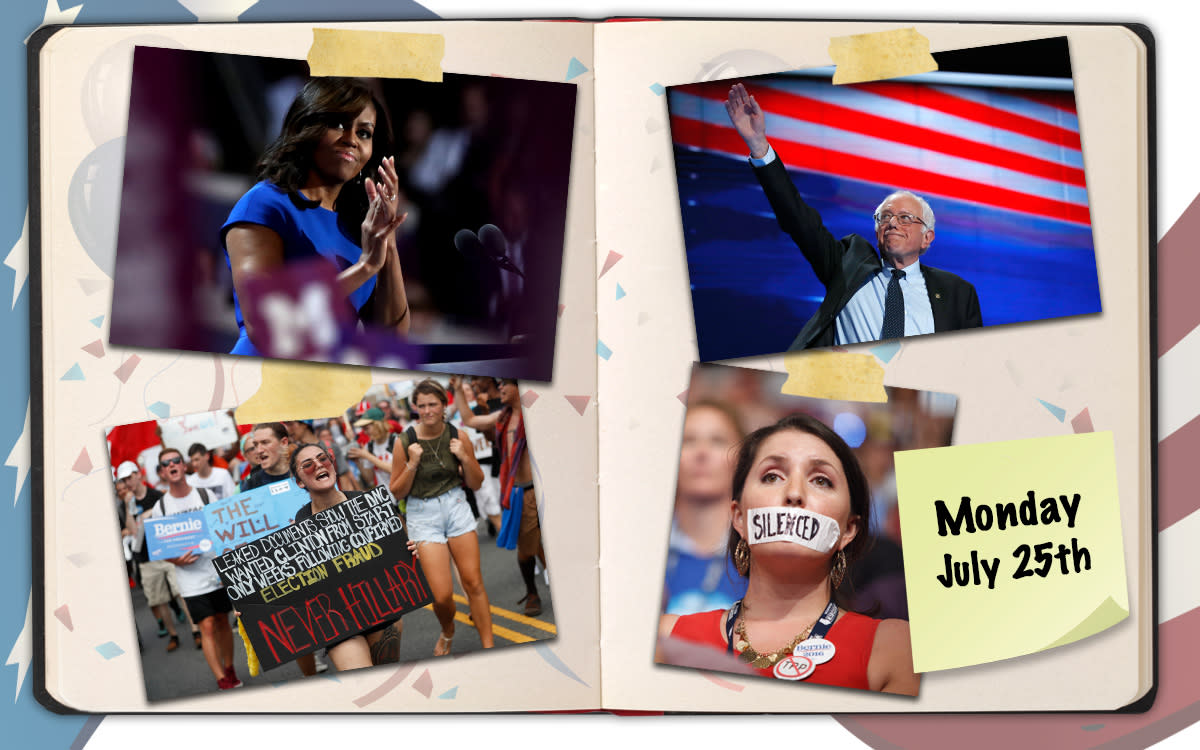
[353,407,386,427]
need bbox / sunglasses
[299,454,334,474]
[159,456,184,469]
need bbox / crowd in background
[109,374,547,692]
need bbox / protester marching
[106,377,554,702]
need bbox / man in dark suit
[725,83,982,350]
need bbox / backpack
[401,424,458,456]
[149,486,211,516]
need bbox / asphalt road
[134,519,556,703]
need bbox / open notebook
[30,19,1154,713]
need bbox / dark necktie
[880,269,906,340]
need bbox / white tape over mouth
[746,507,842,554]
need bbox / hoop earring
[733,537,751,577]
[830,549,847,590]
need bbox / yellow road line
[451,611,533,644]
[420,604,552,644]
[452,593,557,634]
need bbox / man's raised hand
[724,83,770,159]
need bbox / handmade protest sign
[202,480,311,555]
[211,486,431,671]
[144,511,211,560]
[895,431,1128,672]
[745,507,842,553]
[157,411,239,457]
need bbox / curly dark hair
[256,77,393,238]
[727,413,873,606]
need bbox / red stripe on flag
[671,116,1091,225]
[854,81,1082,149]
[692,86,1086,187]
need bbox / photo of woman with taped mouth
[659,413,919,695]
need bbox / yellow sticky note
[828,28,938,85]
[308,28,445,82]
[895,432,1128,673]
[781,350,887,403]
[234,360,371,424]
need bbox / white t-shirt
[187,466,238,500]
[145,487,223,598]
[370,438,394,488]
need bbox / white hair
[874,190,935,232]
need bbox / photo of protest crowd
[656,363,956,694]
[107,375,552,702]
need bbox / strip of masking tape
[746,507,842,554]
[781,350,887,403]
[234,359,372,424]
[828,27,937,85]
[308,28,444,82]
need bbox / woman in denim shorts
[390,379,494,655]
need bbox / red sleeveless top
[670,609,881,690]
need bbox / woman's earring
[830,549,847,590]
[733,537,751,577]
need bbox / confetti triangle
[564,395,591,416]
[148,401,171,418]
[615,283,626,301]
[89,315,104,328]
[869,341,901,364]
[61,363,84,381]
[1071,408,1095,433]
[71,447,92,475]
[565,57,588,81]
[596,340,612,360]
[81,339,105,358]
[78,279,107,296]
[95,642,125,660]
[557,304,566,318]
[1004,359,1024,387]
[412,668,433,698]
[637,311,650,326]
[66,553,91,568]
[533,642,589,687]
[650,157,664,173]
[677,389,689,405]
[521,390,540,408]
[645,117,663,134]
[114,354,141,383]
[649,82,665,95]
[1037,398,1067,422]
[54,605,73,631]
[599,250,623,278]
[438,686,459,700]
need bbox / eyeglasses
[159,456,184,468]
[874,211,928,228]
[299,454,334,474]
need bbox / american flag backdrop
[669,70,1103,362]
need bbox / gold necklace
[416,425,448,470]
[733,606,816,669]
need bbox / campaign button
[794,637,836,665]
[773,654,815,681]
